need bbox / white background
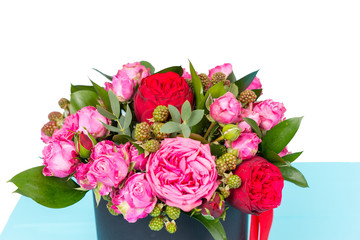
[0,0,359,235]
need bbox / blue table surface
[1,163,360,240]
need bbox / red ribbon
[249,209,273,240]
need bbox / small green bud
[222,124,241,141]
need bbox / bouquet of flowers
[10,61,307,240]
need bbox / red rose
[133,72,194,122]
[227,156,284,215]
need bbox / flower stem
[204,122,216,140]
[211,135,224,144]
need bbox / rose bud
[200,192,225,219]
[227,156,284,215]
[121,62,150,84]
[105,70,136,102]
[210,92,242,124]
[222,124,241,141]
[75,132,97,159]
[226,133,262,160]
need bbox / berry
[219,187,230,198]
[41,121,58,137]
[198,73,210,89]
[135,122,151,141]
[185,78,193,88]
[211,72,226,85]
[166,206,180,220]
[227,175,242,189]
[165,221,177,234]
[215,158,228,174]
[150,206,161,217]
[149,217,164,231]
[151,122,169,140]
[153,105,169,122]
[144,139,160,153]
[48,111,63,121]
[58,98,70,109]
[219,153,237,171]
[239,89,257,103]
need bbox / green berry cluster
[211,72,226,85]
[153,105,169,122]
[239,89,257,103]
[216,153,239,174]
[198,73,210,90]
[135,122,151,141]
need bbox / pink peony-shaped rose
[210,92,242,124]
[253,99,286,130]
[42,138,79,178]
[88,141,129,195]
[105,70,136,102]
[111,173,157,223]
[41,131,52,144]
[227,133,262,160]
[146,137,218,212]
[52,113,79,141]
[122,62,150,84]
[247,76,262,90]
[121,142,147,171]
[227,156,284,215]
[238,109,261,133]
[208,63,233,80]
[74,162,96,190]
[77,106,110,138]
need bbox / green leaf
[187,110,205,127]
[160,121,181,133]
[90,79,111,111]
[252,89,262,100]
[156,66,183,76]
[9,166,87,208]
[200,82,227,109]
[70,84,96,93]
[93,68,113,81]
[140,61,155,74]
[101,121,123,133]
[189,60,204,109]
[205,94,214,111]
[229,83,239,97]
[96,106,117,120]
[190,213,227,240]
[70,90,98,114]
[123,105,132,129]
[180,124,191,138]
[119,116,131,136]
[210,144,226,157]
[227,71,236,83]
[234,70,259,93]
[112,134,133,144]
[243,117,262,138]
[261,117,303,154]
[262,150,289,167]
[168,105,181,123]
[279,165,309,188]
[181,100,192,122]
[93,185,101,207]
[108,90,120,118]
[282,151,303,163]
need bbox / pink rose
[77,106,109,138]
[279,146,291,157]
[41,131,52,144]
[91,140,123,160]
[88,141,129,195]
[52,114,79,140]
[122,62,150,84]
[227,133,262,160]
[121,142,147,171]
[253,99,286,130]
[210,92,242,124]
[74,162,96,190]
[146,137,218,212]
[247,76,262,90]
[42,139,79,178]
[238,109,261,133]
[182,68,192,80]
[208,63,233,80]
[105,70,136,102]
[111,173,157,223]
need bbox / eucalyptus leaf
[96,106,117,120]
[282,151,303,163]
[168,105,181,123]
[181,100,192,122]
[90,79,111,111]
[123,105,132,129]
[108,90,120,118]
[140,61,155,74]
[9,166,87,208]
[189,60,204,109]
[93,68,113,81]
[160,121,181,133]
[101,121,123,133]
[279,165,309,188]
[70,90,98,114]
[180,124,191,138]
[261,117,303,154]
[156,66,183,76]
[243,117,262,138]
[187,110,204,127]
[234,70,259,93]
